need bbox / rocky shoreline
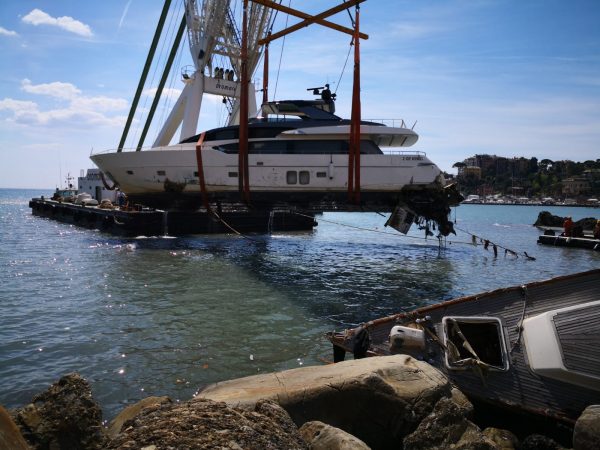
[1,356,598,449]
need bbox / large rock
[534,211,597,231]
[574,404,600,450]
[12,373,106,449]
[299,421,371,450]
[520,433,565,450]
[107,396,171,439]
[0,405,30,450]
[482,427,519,449]
[106,398,307,449]
[197,355,451,449]
[403,397,499,450]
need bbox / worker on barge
[562,216,573,237]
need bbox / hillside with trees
[452,155,600,199]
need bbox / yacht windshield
[261,101,342,121]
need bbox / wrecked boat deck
[327,269,600,423]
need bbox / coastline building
[562,177,591,196]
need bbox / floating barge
[537,234,600,251]
[29,198,316,236]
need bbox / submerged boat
[327,269,600,422]
[89,0,461,233]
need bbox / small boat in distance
[327,269,600,423]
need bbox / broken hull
[327,269,600,422]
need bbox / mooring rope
[453,225,536,260]
[207,209,261,243]
[292,211,536,260]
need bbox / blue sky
[1,0,599,188]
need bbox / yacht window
[442,317,509,371]
[194,171,199,177]
[252,140,288,154]
[157,170,166,176]
[228,172,238,178]
[213,129,237,140]
[214,139,383,155]
[250,127,294,138]
[286,171,297,184]
[359,140,384,155]
[299,171,310,185]
[126,170,134,175]
[316,172,327,178]
[290,140,345,154]
[216,143,238,154]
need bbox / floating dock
[29,198,316,236]
[537,234,600,251]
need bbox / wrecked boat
[327,269,600,422]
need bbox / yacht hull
[91,146,446,211]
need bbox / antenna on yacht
[65,173,74,189]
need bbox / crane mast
[153,0,272,147]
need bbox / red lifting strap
[195,132,211,211]
[348,5,361,204]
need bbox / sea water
[1,188,599,418]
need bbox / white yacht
[91,0,460,234]
[92,99,447,209]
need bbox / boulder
[520,433,565,450]
[197,355,451,449]
[0,405,30,450]
[11,372,106,449]
[573,404,600,450]
[534,211,564,228]
[106,398,307,449]
[482,427,519,449]
[299,421,370,450]
[403,397,499,450]
[450,387,474,417]
[107,396,171,439]
[534,211,597,231]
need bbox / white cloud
[0,26,18,37]
[21,78,81,100]
[0,79,128,128]
[143,87,183,101]
[71,96,128,112]
[0,98,38,114]
[22,9,93,37]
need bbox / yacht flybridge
[91,0,461,234]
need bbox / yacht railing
[364,118,416,129]
[92,146,427,157]
[91,145,193,155]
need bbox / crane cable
[272,0,291,101]
[334,5,356,96]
